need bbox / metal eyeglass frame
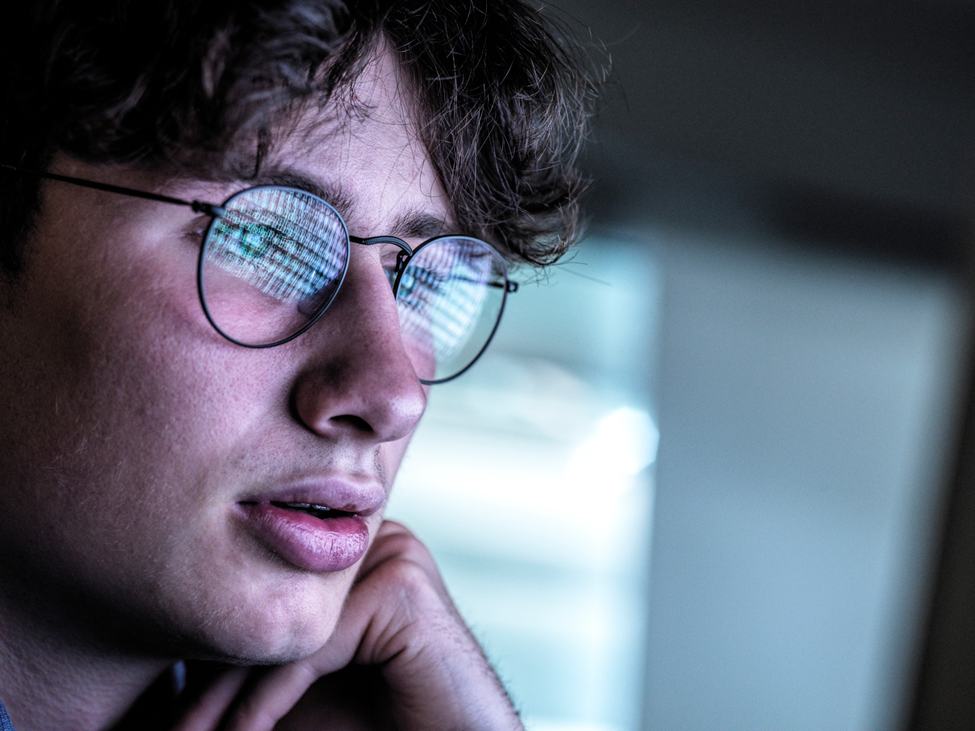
[0,163,519,384]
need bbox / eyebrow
[250,168,451,241]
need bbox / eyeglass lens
[396,237,507,383]
[198,186,510,384]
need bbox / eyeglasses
[0,164,518,384]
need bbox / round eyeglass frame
[196,185,517,384]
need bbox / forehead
[256,48,451,237]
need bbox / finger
[215,663,322,731]
[171,667,249,731]
[354,521,444,590]
[354,520,416,572]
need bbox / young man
[0,1,591,729]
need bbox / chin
[166,576,349,665]
[195,611,341,665]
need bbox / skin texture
[0,49,522,731]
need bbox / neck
[0,587,174,731]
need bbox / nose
[291,245,426,443]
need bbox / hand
[174,521,523,731]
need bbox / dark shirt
[0,698,15,731]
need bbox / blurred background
[387,2,975,730]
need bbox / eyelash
[183,216,213,244]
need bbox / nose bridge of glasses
[349,235,413,289]
[350,234,413,255]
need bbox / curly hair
[0,0,598,276]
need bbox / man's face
[0,51,438,662]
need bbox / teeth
[281,502,332,513]
[273,501,340,519]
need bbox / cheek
[0,214,277,550]
[0,282,296,644]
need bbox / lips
[236,479,383,573]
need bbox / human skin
[0,48,521,731]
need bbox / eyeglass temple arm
[0,164,226,217]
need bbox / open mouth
[268,501,355,520]
[237,498,370,572]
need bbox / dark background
[561,0,975,267]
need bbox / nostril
[330,414,372,432]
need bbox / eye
[378,246,408,285]
[379,246,402,267]
[182,214,214,246]
[219,220,275,260]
